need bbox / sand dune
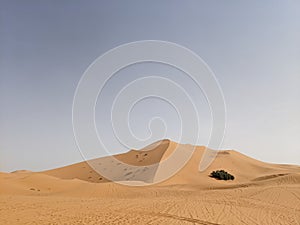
[1,139,299,224]
[44,139,300,187]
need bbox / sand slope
[1,139,300,225]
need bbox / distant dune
[1,139,300,224]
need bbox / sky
[0,0,299,172]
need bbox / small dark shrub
[210,170,234,180]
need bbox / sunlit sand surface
[1,140,300,224]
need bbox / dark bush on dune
[210,170,235,180]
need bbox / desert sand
[1,139,300,224]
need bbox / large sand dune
[1,139,300,224]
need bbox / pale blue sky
[1,1,299,172]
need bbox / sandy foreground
[1,140,300,225]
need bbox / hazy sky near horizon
[1,1,300,172]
